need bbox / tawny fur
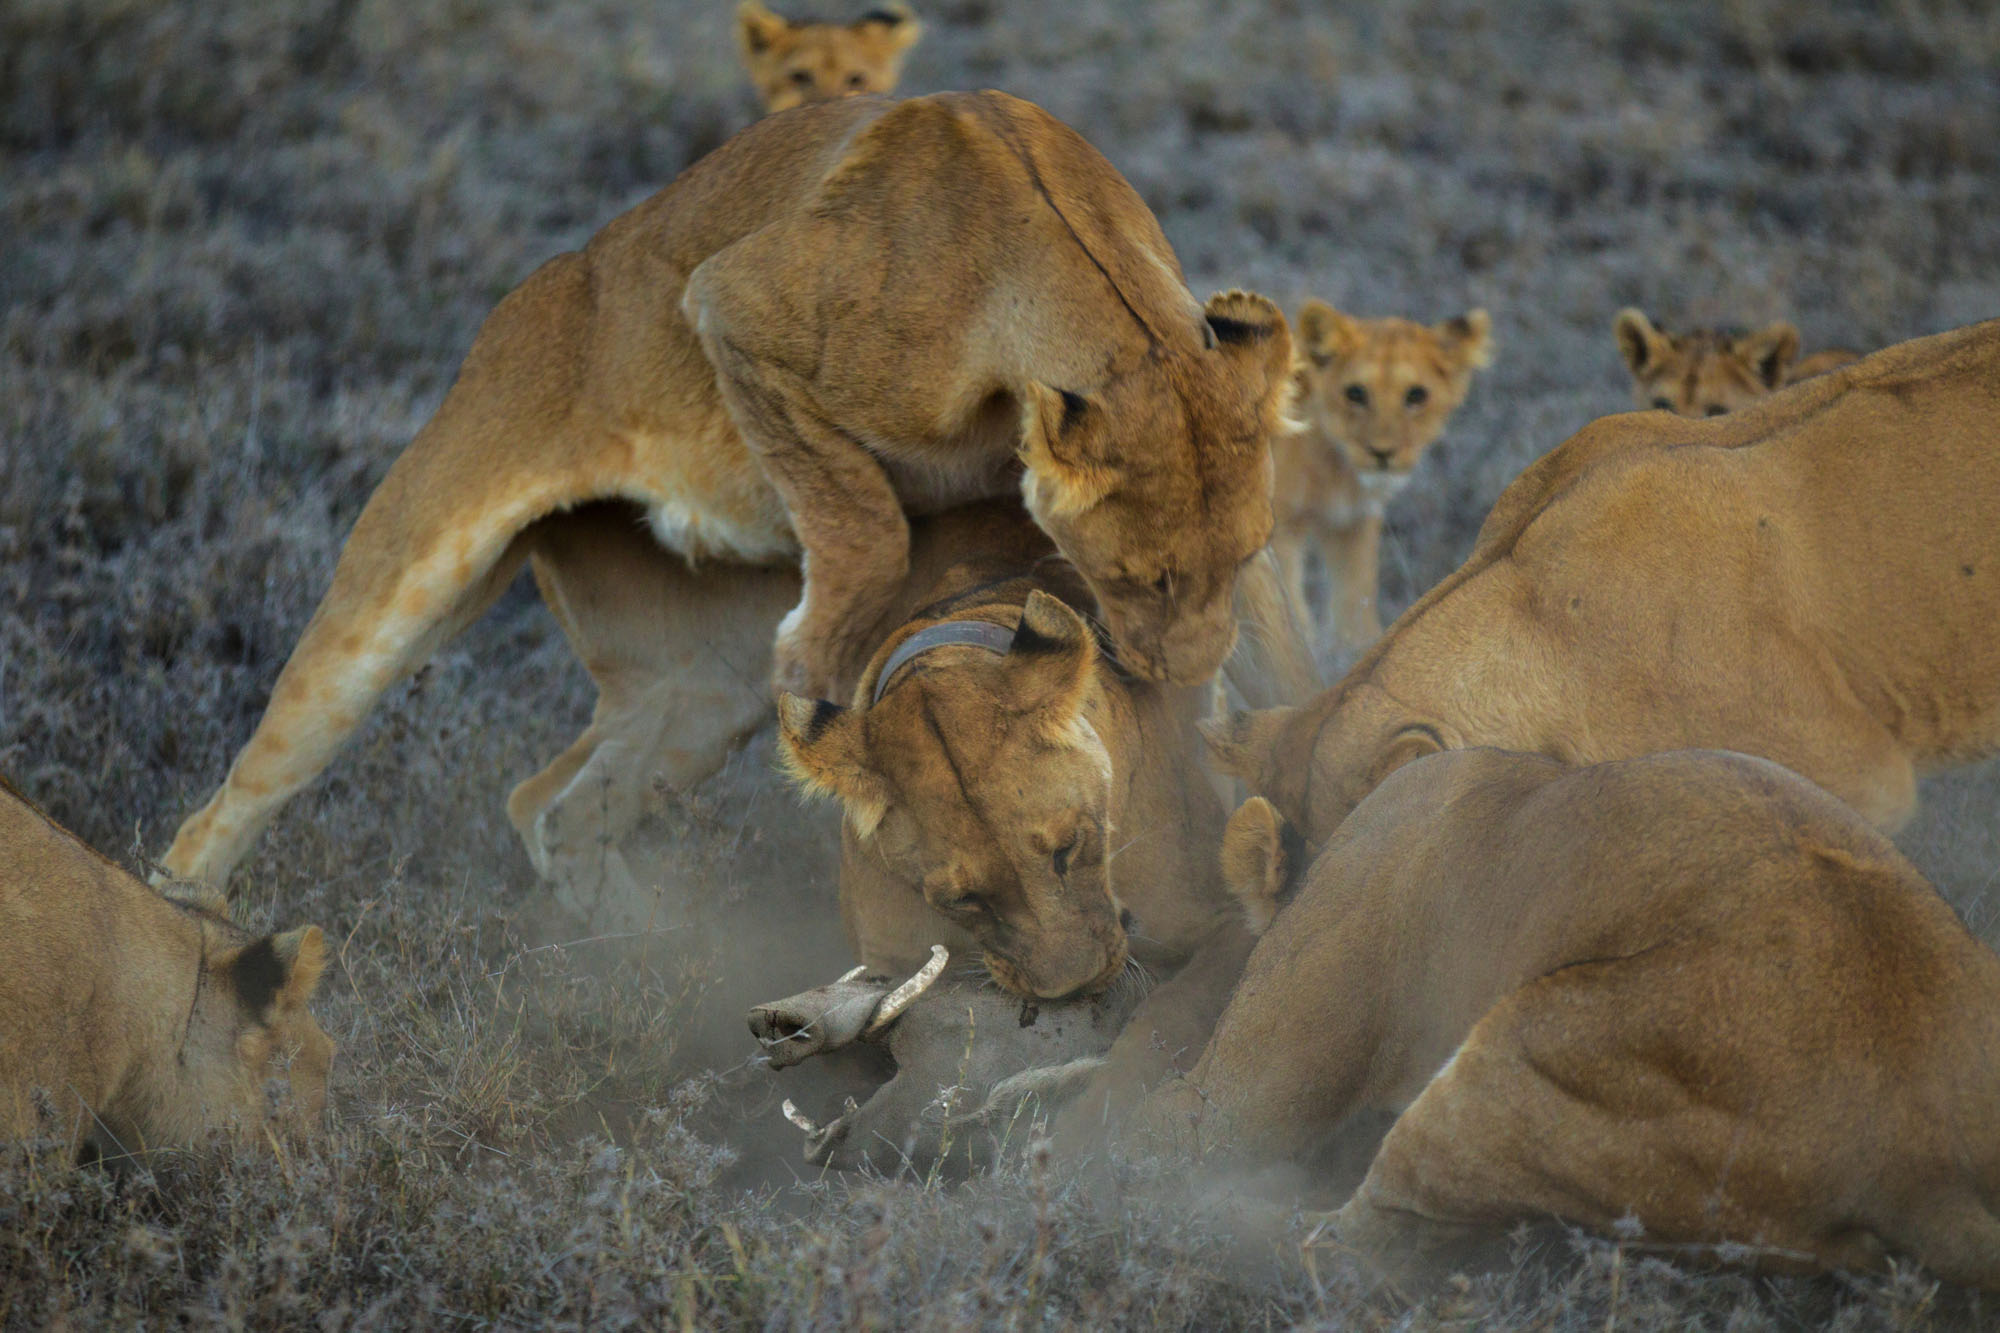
[1130,750,2000,1291]
[160,92,1295,899]
[1,781,332,1161]
[1208,320,2000,845]
[1276,301,1492,652]
[1614,308,1858,417]
[736,1,921,113]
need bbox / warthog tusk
[866,944,948,1033]
[836,964,868,983]
[781,1099,822,1136]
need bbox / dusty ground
[4,0,1999,1326]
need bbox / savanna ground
[4,0,2000,1326]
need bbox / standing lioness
[161,91,1294,890]
[2,782,332,1160]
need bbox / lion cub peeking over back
[1275,300,1492,653]
[1614,309,1857,417]
[736,1,921,113]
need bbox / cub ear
[737,0,791,55]
[1438,308,1494,371]
[856,4,922,52]
[1219,797,1296,935]
[1737,320,1801,389]
[1199,705,1298,790]
[1005,590,1097,727]
[777,694,889,836]
[219,925,328,1019]
[1613,308,1667,376]
[1297,299,1363,366]
[1204,290,1294,390]
[1018,382,1117,518]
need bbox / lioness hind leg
[510,505,798,924]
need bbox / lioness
[1130,749,2000,1291]
[160,91,1295,892]
[2,781,333,1161]
[1276,300,1492,652]
[736,1,921,113]
[1207,320,2000,845]
[1614,308,1857,417]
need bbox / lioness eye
[1152,573,1172,596]
[939,893,989,918]
[1344,384,1369,406]
[1651,397,1674,411]
[1052,835,1080,877]
[1403,384,1429,407]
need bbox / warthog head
[747,946,1149,1172]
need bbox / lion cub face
[779,593,1131,1001]
[1020,292,1294,685]
[1613,309,1802,417]
[1293,302,1493,491]
[736,1,921,113]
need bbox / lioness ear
[1438,308,1494,371]
[856,4,921,52]
[1738,321,1801,389]
[1297,299,1363,366]
[1369,724,1443,787]
[219,925,327,1019]
[1613,308,1667,376]
[1005,591,1096,728]
[737,0,791,55]
[1204,290,1294,392]
[1019,382,1116,518]
[1219,797,1296,935]
[1199,705,1298,790]
[777,694,889,836]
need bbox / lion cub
[1,781,333,1161]
[1614,308,1857,416]
[736,1,921,113]
[1277,300,1492,652]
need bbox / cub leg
[1267,531,1319,656]
[509,505,798,924]
[1321,511,1384,654]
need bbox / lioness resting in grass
[1276,300,1492,652]
[1613,308,1857,417]
[1131,749,2000,1291]
[1207,320,2000,845]
[2,780,333,1162]
[161,91,1297,897]
[736,1,921,113]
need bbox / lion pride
[1208,320,2000,846]
[2,780,333,1160]
[1128,749,2000,1290]
[159,91,1295,895]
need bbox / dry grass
[5,0,2000,1326]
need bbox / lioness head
[131,889,334,1156]
[736,1,921,113]
[1018,291,1294,686]
[1202,681,1448,847]
[778,591,1130,1000]
[1613,309,1801,417]
[1294,302,1493,486]
[748,946,1145,1172]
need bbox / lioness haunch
[749,946,1148,1172]
[1209,319,2000,844]
[162,89,1296,895]
[1130,750,2000,1290]
[1,781,333,1161]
